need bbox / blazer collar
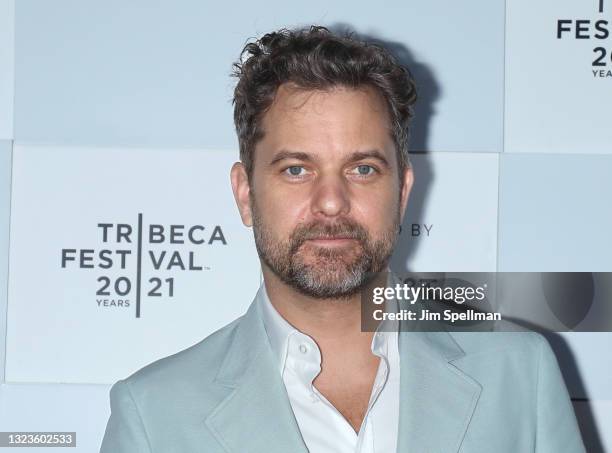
[396,327,482,452]
[205,285,309,453]
[205,283,482,453]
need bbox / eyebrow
[269,149,391,169]
[269,150,313,166]
[347,150,391,169]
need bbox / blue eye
[355,165,375,176]
[286,166,305,176]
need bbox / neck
[261,265,386,349]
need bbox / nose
[310,174,351,218]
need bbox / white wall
[1,0,610,451]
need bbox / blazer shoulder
[101,316,248,452]
[119,315,243,392]
[444,331,562,407]
[449,330,548,356]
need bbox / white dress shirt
[259,285,400,453]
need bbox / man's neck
[262,264,390,357]
[261,266,368,342]
[261,266,385,433]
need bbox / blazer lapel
[397,329,482,453]
[204,289,308,453]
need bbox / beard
[251,198,400,300]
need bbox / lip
[304,237,358,246]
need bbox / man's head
[230,26,417,299]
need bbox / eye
[350,165,377,177]
[284,166,307,177]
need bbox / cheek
[257,185,310,233]
[353,189,399,230]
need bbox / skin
[230,83,414,433]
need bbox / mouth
[303,237,359,247]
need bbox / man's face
[231,83,413,299]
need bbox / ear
[399,166,414,220]
[230,162,253,227]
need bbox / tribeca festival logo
[60,214,227,318]
[556,0,612,78]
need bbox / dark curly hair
[232,25,417,178]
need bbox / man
[100,26,585,452]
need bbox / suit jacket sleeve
[535,336,586,453]
[100,379,152,453]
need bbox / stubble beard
[250,197,400,300]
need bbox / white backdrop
[6,145,260,383]
[1,0,611,451]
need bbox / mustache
[289,219,369,251]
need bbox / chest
[313,373,377,432]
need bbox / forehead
[257,83,395,160]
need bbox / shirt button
[299,344,308,354]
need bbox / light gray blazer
[100,285,586,452]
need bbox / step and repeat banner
[6,145,261,384]
[506,0,612,154]
[0,0,611,451]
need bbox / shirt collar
[258,281,397,377]
[258,282,300,375]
